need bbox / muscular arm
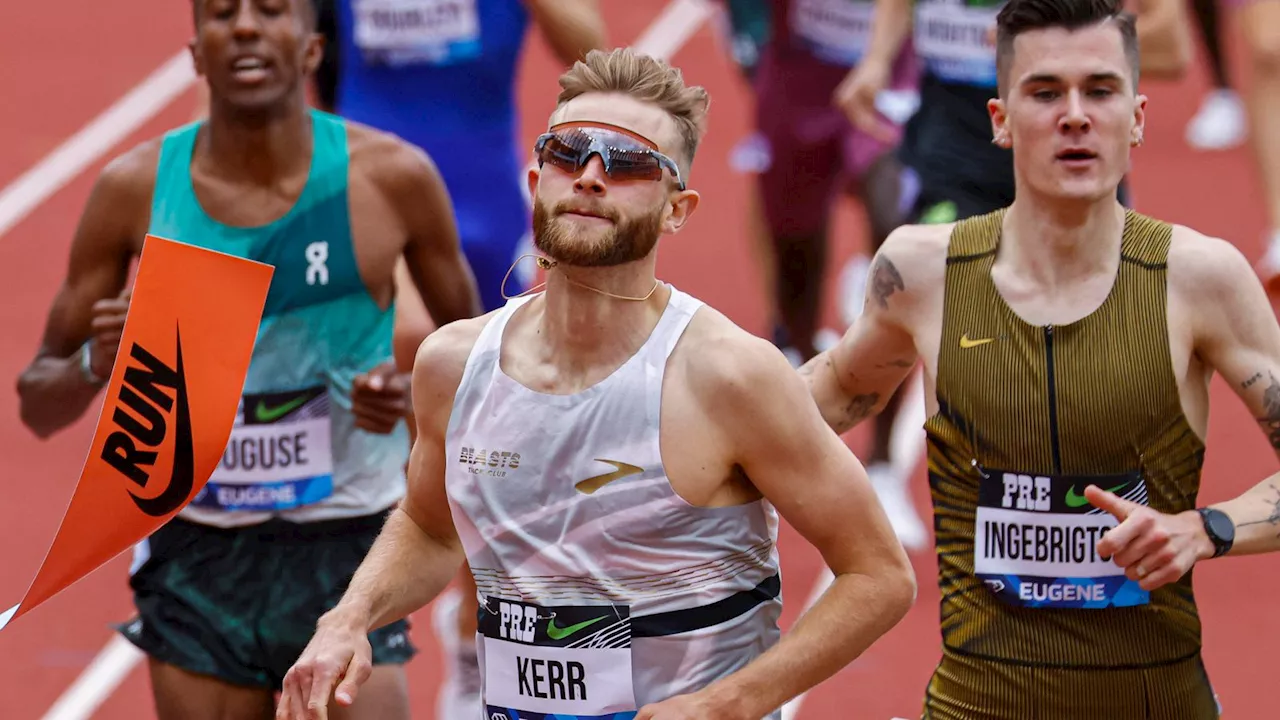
[524,0,607,67]
[693,337,916,719]
[322,320,482,632]
[16,146,151,438]
[1131,0,1192,78]
[1184,234,1280,556]
[802,227,939,434]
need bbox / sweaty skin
[277,86,916,720]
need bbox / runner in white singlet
[277,48,916,720]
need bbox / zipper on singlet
[1044,325,1063,473]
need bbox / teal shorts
[118,509,416,690]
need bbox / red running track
[0,2,1275,719]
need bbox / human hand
[1087,485,1214,591]
[351,361,411,434]
[277,611,374,720]
[87,288,132,380]
[833,61,897,144]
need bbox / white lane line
[41,636,143,720]
[630,0,715,60]
[0,50,196,240]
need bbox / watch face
[1208,511,1235,542]
[1213,509,1233,538]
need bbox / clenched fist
[86,288,132,381]
[350,360,411,434]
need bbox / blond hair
[554,48,710,172]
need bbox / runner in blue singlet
[325,0,605,312]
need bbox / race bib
[914,1,1001,87]
[353,0,482,67]
[192,386,334,512]
[973,469,1150,609]
[790,0,875,67]
[480,597,638,720]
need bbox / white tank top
[444,286,784,719]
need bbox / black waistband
[631,573,781,638]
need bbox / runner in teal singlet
[16,2,482,718]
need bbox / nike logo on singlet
[574,459,644,495]
[1064,480,1134,508]
[545,614,607,640]
[254,395,308,423]
[960,333,996,348]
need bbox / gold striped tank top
[925,208,1207,669]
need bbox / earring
[1131,132,1144,147]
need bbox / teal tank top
[148,109,409,528]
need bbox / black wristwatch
[1196,507,1235,559]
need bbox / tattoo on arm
[798,355,831,378]
[1236,483,1280,537]
[869,255,905,310]
[844,393,881,425]
[1242,372,1264,390]
[1257,373,1280,451]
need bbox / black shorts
[118,509,416,690]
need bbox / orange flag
[0,235,273,631]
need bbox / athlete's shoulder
[411,311,503,418]
[414,312,501,379]
[345,119,448,199]
[870,221,952,311]
[676,302,810,412]
[1166,222,1258,303]
[76,136,164,246]
[346,120,442,178]
[94,136,164,203]
[880,221,953,264]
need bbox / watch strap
[79,340,107,387]
[1197,507,1233,559]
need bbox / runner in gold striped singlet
[801,0,1280,717]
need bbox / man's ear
[662,189,700,235]
[989,97,1012,149]
[1131,93,1148,147]
[189,36,205,78]
[527,165,540,202]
